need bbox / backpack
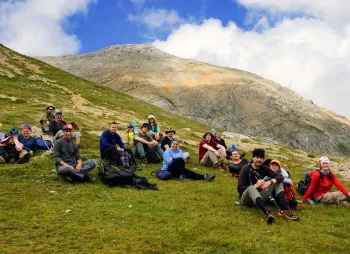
[146,147,161,164]
[99,163,158,190]
[36,138,53,150]
[297,172,312,196]
[154,168,173,180]
[99,163,136,187]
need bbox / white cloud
[153,3,350,118]
[128,8,184,31]
[0,0,96,56]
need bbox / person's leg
[135,142,146,158]
[72,132,81,145]
[182,152,190,160]
[155,144,164,158]
[200,151,216,167]
[81,160,96,174]
[317,192,349,204]
[183,168,205,180]
[56,165,84,180]
[102,147,120,165]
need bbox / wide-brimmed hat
[203,131,214,140]
[148,115,155,120]
[165,127,176,135]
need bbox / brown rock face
[39,44,350,156]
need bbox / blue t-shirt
[18,135,36,152]
[162,147,184,170]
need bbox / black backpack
[99,164,158,190]
[146,146,161,164]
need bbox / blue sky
[69,0,250,53]
[1,0,350,118]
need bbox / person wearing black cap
[134,123,163,164]
[237,148,299,224]
[199,131,228,172]
[40,105,55,133]
[54,124,96,182]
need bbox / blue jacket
[162,148,184,170]
[99,130,125,156]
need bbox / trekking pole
[253,173,284,216]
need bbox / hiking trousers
[200,150,224,167]
[316,191,350,204]
[134,142,163,158]
[56,160,96,180]
[168,158,204,180]
[240,183,284,206]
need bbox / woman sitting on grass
[147,115,162,141]
[298,156,350,205]
[162,139,215,182]
[228,150,249,178]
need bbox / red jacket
[301,170,349,202]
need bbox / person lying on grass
[162,139,215,182]
[298,156,350,205]
[237,148,299,224]
[54,124,96,183]
[199,131,228,172]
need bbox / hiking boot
[282,210,299,221]
[215,164,225,172]
[204,174,216,181]
[83,175,96,183]
[266,212,275,225]
[0,156,5,164]
[222,162,229,171]
[17,153,30,164]
[179,175,189,182]
[141,157,148,165]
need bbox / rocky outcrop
[39,44,350,156]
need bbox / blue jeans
[56,160,96,180]
[134,142,163,159]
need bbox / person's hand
[176,153,183,157]
[29,150,33,156]
[151,140,158,145]
[117,147,124,152]
[289,180,293,185]
[76,164,82,171]
[0,142,6,147]
[222,151,227,158]
[254,179,265,188]
[261,181,271,189]
[297,200,303,204]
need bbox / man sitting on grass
[134,123,163,164]
[100,122,135,167]
[199,131,228,172]
[16,124,36,164]
[54,124,96,182]
[237,148,299,224]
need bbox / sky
[1,0,350,119]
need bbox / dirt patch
[0,94,17,101]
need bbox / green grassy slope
[1,45,350,254]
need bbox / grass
[1,45,350,253]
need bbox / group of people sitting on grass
[1,106,350,225]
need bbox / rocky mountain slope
[39,44,350,156]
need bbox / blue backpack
[36,138,52,150]
[155,168,172,180]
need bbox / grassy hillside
[1,44,350,253]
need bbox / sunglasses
[63,129,72,132]
[48,108,54,110]
[322,162,329,164]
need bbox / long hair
[148,118,158,132]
